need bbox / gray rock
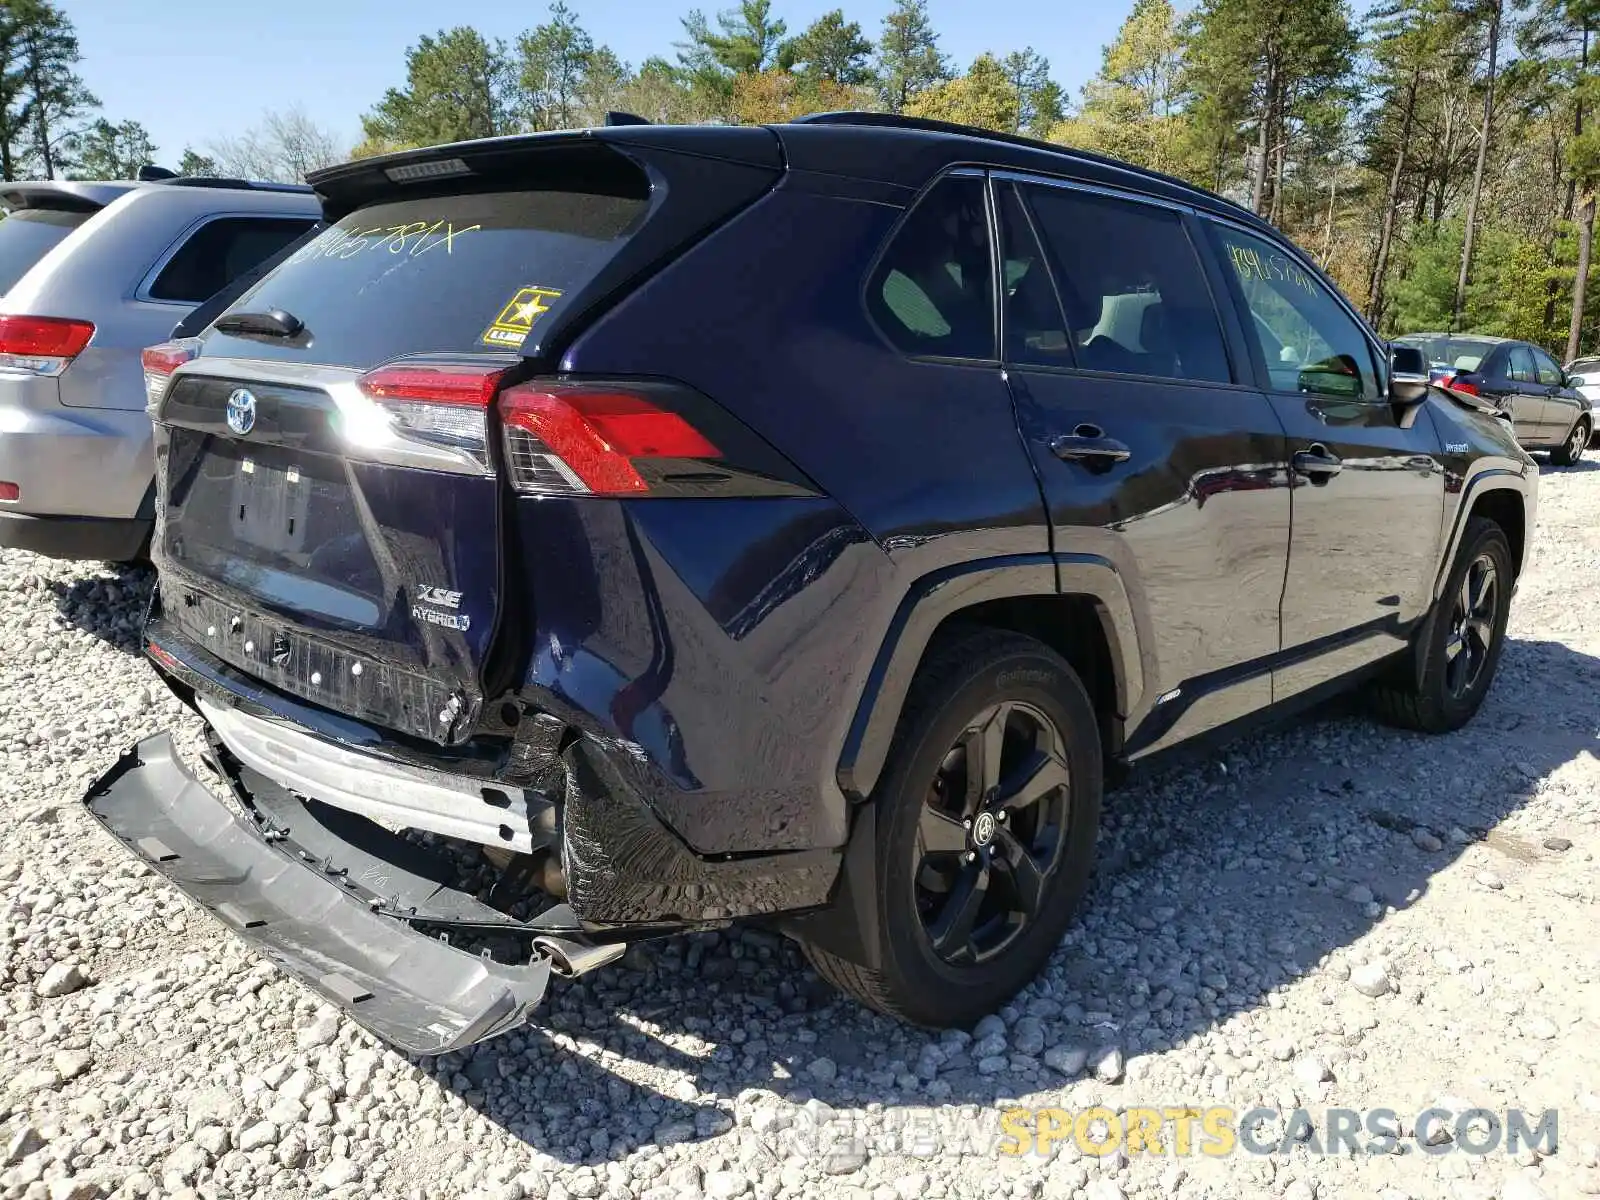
[1044,1045,1089,1077]
[319,1159,361,1189]
[1351,964,1392,998]
[1294,1057,1333,1086]
[46,1180,104,1200]
[704,1170,750,1198]
[1282,1181,1318,1200]
[5,1127,43,1165]
[1345,883,1375,905]
[1544,837,1573,852]
[7,1067,61,1097]
[162,1143,209,1184]
[52,1050,91,1081]
[972,1014,1007,1041]
[808,1057,838,1084]
[1476,871,1505,891]
[296,1015,340,1051]
[1091,1046,1125,1084]
[236,1122,278,1153]
[37,962,87,998]
[1412,829,1444,852]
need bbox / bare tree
[207,107,345,183]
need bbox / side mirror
[1389,344,1430,404]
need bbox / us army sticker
[480,286,563,349]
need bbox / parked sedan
[1395,333,1592,465]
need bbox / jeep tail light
[0,315,95,377]
[1439,372,1480,398]
[142,340,200,412]
[498,384,721,495]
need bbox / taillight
[355,358,510,468]
[498,384,721,495]
[0,315,94,376]
[1444,374,1480,397]
[0,482,18,502]
[142,340,200,412]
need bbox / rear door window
[1506,345,1536,384]
[0,208,92,294]
[149,217,316,303]
[868,175,995,361]
[1017,183,1232,384]
[204,188,650,368]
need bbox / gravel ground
[3,464,1599,1200]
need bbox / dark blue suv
[86,113,1535,1053]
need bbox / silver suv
[0,178,319,561]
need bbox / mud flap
[83,734,552,1056]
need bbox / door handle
[1050,425,1132,467]
[1292,444,1343,479]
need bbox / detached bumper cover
[83,734,551,1055]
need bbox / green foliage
[1058,0,1192,176]
[905,53,1019,132]
[876,0,949,112]
[680,1,788,76]
[788,10,875,85]
[176,148,219,177]
[66,117,155,180]
[360,28,518,152]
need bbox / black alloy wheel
[915,701,1071,965]
[1444,553,1498,701]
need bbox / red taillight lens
[142,340,200,411]
[359,362,508,407]
[354,359,512,470]
[1447,376,1480,397]
[0,315,94,376]
[498,385,721,495]
[0,482,19,502]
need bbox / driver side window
[1210,224,1379,401]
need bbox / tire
[1371,516,1513,734]
[802,628,1102,1027]
[1551,417,1589,466]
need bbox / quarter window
[868,175,995,361]
[1016,183,1232,384]
[1211,224,1378,400]
[1506,345,1536,384]
[150,217,316,304]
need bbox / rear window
[204,189,649,368]
[0,208,92,294]
[1396,335,1495,373]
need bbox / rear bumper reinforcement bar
[83,734,553,1055]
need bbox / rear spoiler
[0,181,139,213]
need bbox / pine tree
[876,0,949,113]
[360,28,517,153]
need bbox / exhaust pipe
[533,934,627,978]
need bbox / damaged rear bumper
[83,734,554,1055]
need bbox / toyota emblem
[226,388,257,436]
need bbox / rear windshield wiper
[212,308,304,338]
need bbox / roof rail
[789,110,1259,222]
[158,177,316,195]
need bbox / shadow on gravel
[395,633,1600,1167]
[45,564,152,654]
[1539,458,1600,474]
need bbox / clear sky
[58,0,1132,165]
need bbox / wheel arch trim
[1434,465,1531,598]
[836,552,1141,802]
